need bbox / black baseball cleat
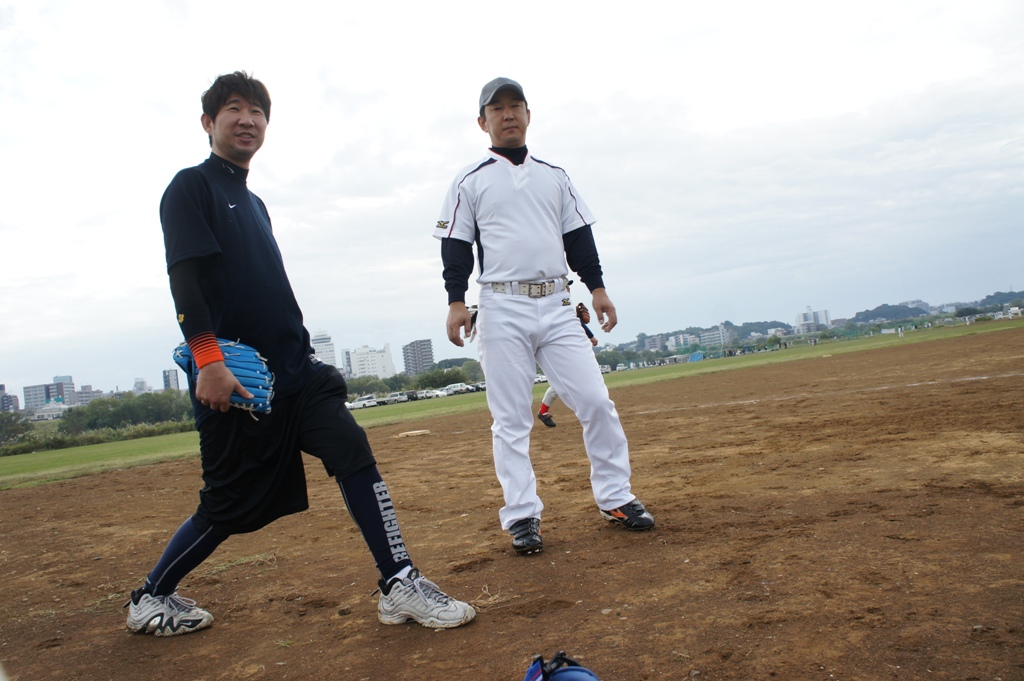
[538,412,556,428]
[509,517,544,555]
[600,499,655,531]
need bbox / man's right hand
[195,361,253,412]
[446,302,473,347]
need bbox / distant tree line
[57,390,192,435]
[0,391,195,457]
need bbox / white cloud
[1,0,1022,400]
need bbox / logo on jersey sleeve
[562,297,571,306]
[435,220,449,231]
[177,313,185,323]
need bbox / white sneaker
[125,588,214,636]
[377,569,476,629]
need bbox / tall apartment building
[53,375,78,406]
[794,306,831,334]
[23,377,75,410]
[643,335,665,351]
[665,333,699,352]
[337,349,353,378]
[134,378,151,394]
[699,325,735,347]
[0,384,20,412]
[310,331,338,367]
[347,344,396,379]
[163,369,180,391]
[402,339,434,376]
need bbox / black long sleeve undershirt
[168,257,215,341]
[563,225,605,292]
[441,238,475,305]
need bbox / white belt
[491,278,566,298]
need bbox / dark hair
[201,71,271,122]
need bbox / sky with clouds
[1,0,1021,402]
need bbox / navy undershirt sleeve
[168,257,216,341]
[564,225,606,292]
[441,237,474,305]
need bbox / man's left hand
[591,288,617,332]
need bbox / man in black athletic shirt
[124,71,475,636]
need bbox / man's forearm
[441,237,474,304]
[563,225,606,291]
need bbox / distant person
[538,296,599,428]
[124,71,475,636]
[434,77,655,557]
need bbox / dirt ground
[1,328,1022,681]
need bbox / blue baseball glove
[173,339,275,414]
[523,651,599,681]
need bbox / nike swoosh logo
[228,203,237,209]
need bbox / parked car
[473,382,486,392]
[348,394,378,409]
[404,390,419,401]
[377,392,408,405]
[534,374,548,383]
[431,389,448,398]
[615,363,626,371]
[415,390,433,400]
[599,365,611,374]
[444,382,472,395]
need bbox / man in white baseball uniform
[434,77,655,556]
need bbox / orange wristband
[187,333,225,369]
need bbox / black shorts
[192,365,376,535]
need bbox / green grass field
[2,318,1019,490]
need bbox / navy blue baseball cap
[479,77,526,110]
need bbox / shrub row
[0,420,195,457]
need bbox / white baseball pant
[477,283,635,530]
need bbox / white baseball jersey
[433,150,596,284]
[434,147,635,530]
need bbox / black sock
[336,465,413,582]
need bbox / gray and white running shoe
[377,569,475,629]
[125,588,214,636]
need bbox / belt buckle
[527,283,546,298]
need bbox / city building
[134,378,151,394]
[53,375,78,406]
[899,299,932,312]
[310,331,338,367]
[337,349,353,378]
[794,306,831,334]
[23,378,74,410]
[347,344,396,379]
[30,403,67,421]
[75,385,107,407]
[699,325,735,347]
[665,333,699,351]
[0,384,20,413]
[402,339,434,376]
[163,369,180,392]
[643,335,665,352]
